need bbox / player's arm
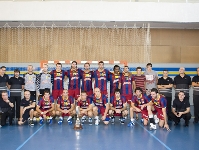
[36,105,43,114]
[20,106,24,120]
[141,101,153,110]
[132,81,136,91]
[121,102,127,111]
[172,107,178,117]
[69,103,75,112]
[56,104,65,113]
[103,103,110,119]
[162,107,169,126]
[25,102,36,110]
[46,103,55,113]
[85,104,93,112]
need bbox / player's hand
[9,102,14,108]
[164,124,171,131]
[136,108,141,112]
[43,111,48,115]
[101,115,106,121]
[64,109,69,114]
[115,109,121,114]
[177,112,183,117]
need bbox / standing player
[109,65,122,97]
[119,66,135,104]
[91,88,110,125]
[0,66,9,94]
[66,61,82,100]
[50,63,65,102]
[141,88,170,131]
[34,90,55,125]
[77,91,93,125]
[56,89,75,125]
[109,89,128,124]
[18,90,36,126]
[81,63,93,97]
[128,87,150,126]
[23,65,37,100]
[93,61,110,96]
[36,64,51,97]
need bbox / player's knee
[88,111,93,117]
[56,111,60,116]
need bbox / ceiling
[0,21,199,29]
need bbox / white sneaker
[154,115,159,124]
[150,123,157,130]
[95,119,100,126]
[33,117,37,122]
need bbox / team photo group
[0,61,199,132]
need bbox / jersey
[132,94,149,110]
[23,73,37,91]
[81,71,93,92]
[38,97,54,110]
[109,73,122,94]
[77,97,92,109]
[120,73,134,95]
[66,69,82,90]
[150,95,167,109]
[36,72,51,90]
[50,70,65,90]
[134,75,146,92]
[57,96,74,110]
[91,94,108,108]
[93,69,110,91]
[110,95,126,109]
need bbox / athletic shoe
[67,118,73,125]
[141,119,144,124]
[29,120,34,127]
[149,123,157,130]
[39,118,44,125]
[48,118,53,125]
[154,115,159,124]
[33,117,37,122]
[111,116,115,124]
[95,119,100,126]
[120,117,125,124]
[58,118,63,125]
[81,116,86,124]
[88,117,92,125]
[127,121,135,127]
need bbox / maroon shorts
[154,106,164,120]
[68,89,80,99]
[52,89,63,100]
[134,108,149,120]
[40,109,51,117]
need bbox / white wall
[0,1,199,22]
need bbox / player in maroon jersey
[109,89,128,124]
[77,91,93,125]
[91,88,110,125]
[55,89,75,125]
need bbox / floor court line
[136,121,172,150]
[16,124,45,150]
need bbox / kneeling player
[91,88,110,125]
[141,88,170,131]
[18,90,36,126]
[77,91,93,125]
[34,90,55,125]
[128,87,149,127]
[109,89,128,124]
[56,89,75,125]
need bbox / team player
[66,61,82,100]
[109,65,122,97]
[77,91,93,125]
[93,61,110,96]
[34,90,55,125]
[119,66,135,103]
[128,87,150,126]
[81,63,93,97]
[141,88,170,131]
[18,90,36,126]
[50,63,65,101]
[109,89,128,124]
[36,64,51,97]
[56,89,75,125]
[23,65,37,100]
[91,88,110,125]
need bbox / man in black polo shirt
[0,91,14,126]
[169,91,191,127]
[0,66,9,94]
[174,67,191,98]
[192,67,199,123]
[8,69,25,120]
[158,69,173,119]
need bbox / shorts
[68,89,80,99]
[133,107,149,120]
[85,90,93,97]
[154,106,164,120]
[39,88,50,96]
[52,89,63,100]
[123,94,133,104]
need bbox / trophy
[74,106,83,130]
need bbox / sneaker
[88,117,92,125]
[111,116,115,124]
[127,121,135,127]
[120,117,125,124]
[95,119,100,126]
[29,120,34,127]
[154,115,159,124]
[48,119,53,125]
[58,118,63,125]
[67,118,73,125]
[149,123,157,130]
[141,119,144,124]
[81,116,86,124]
[39,118,44,125]
[33,117,37,122]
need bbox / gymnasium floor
[0,115,198,150]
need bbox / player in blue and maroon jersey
[128,87,150,126]
[77,91,93,125]
[141,88,170,131]
[93,61,110,96]
[81,62,93,97]
[119,66,135,104]
[109,65,122,97]
[55,89,75,125]
[34,90,55,125]
[66,61,82,100]
[109,89,128,124]
[50,63,66,101]
[91,88,110,125]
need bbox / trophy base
[74,124,83,130]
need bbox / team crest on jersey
[56,73,61,76]
[96,98,101,103]
[44,101,50,106]
[73,72,77,76]
[100,72,106,77]
[64,100,69,106]
[85,73,91,78]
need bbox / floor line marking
[16,124,45,150]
